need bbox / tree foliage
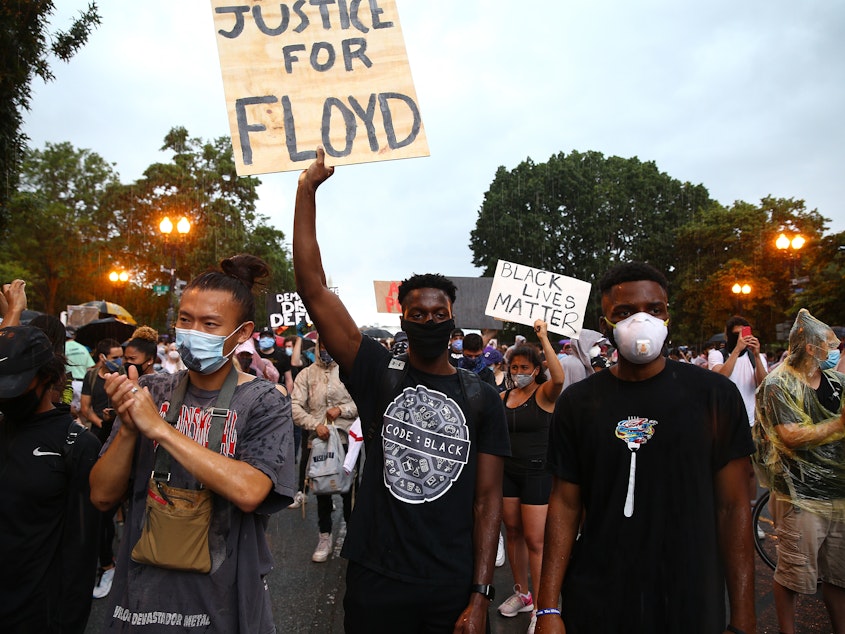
[0,130,293,332]
[0,1,100,225]
[471,151,841,346]
[470,150,711,332]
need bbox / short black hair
[599,262,668,296]
[463,333,483,352]
[725,315,750,335]
[397,273,457,307]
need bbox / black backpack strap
[62,419,88,472]
[456,367,485,427]
[364,353,409,446]
[152,365,239,483]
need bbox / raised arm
[293,148,362,374]
[535,320,564,407]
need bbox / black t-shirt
[258,347,291,383]
[0,408,101,633]
[82,368,112,442]
[548,361,753,633]
[340,337,511,584]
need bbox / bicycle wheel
[752,490,777,570]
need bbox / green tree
[470,150,711,332]
[1,132,293,333]
[672,197,829,344]
[103,128,293,330]
[791,230,845,327]
[0,1,100,225]
[0,141,119,314]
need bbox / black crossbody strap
[153,364,239,483]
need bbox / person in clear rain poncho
[754,308,845,634]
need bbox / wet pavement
[86,491,832,633]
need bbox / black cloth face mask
[0,386,45,423]
[399,318,455,360]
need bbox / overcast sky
[24,1,845,329]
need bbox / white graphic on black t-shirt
[381,385,470,504]
[615,416,658,517]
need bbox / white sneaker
[288,491,305,509]
[527,611,537,634]
[93,567,115,599]
[495,533,506,567]
[312,532,332,562]
[497,585,534,617]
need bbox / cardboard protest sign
[374,278,503,330]
[484,260,591,337]
[211,0,429,175]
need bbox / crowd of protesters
[0,151,842,634]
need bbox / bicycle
[752,489,777,570]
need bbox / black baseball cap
[0,326,54,398]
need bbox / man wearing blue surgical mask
[256,327,294,395]
[535,262,756,634]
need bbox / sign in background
[211,0,429,175]
[266,291,310,329]
[484,260,591,337]
[374,278,503,330]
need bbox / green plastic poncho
[753,309,845,517]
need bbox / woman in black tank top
[496,320,564,627]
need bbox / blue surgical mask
[176,324,245,375]
[284,347,293,357]
[820,349,841,370]
[259,337,275,350]
[104,358,123,373]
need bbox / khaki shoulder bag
[131,365,238,573]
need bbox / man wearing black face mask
[0,326,101,633]
[293,149,510,634]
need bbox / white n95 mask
[606,313,668,364]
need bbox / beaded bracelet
[535,608,562,617]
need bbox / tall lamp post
[108,269,130,303]
[775,232,806,289]
[159,216,191,331]
[731,282,751,315]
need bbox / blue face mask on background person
[820,348,841,370]
[259,336,275,350]
[176,324,245,374]
[104,357,123,373]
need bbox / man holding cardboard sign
[293,148,510,633]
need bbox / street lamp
[108,269,130,301]
[159,216,192,330]
[731,283,751,315]
[775,232,806,288]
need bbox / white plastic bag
[307,424,353,494]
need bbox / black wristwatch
[470,584,495,601]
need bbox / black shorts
[502,467,552,505]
